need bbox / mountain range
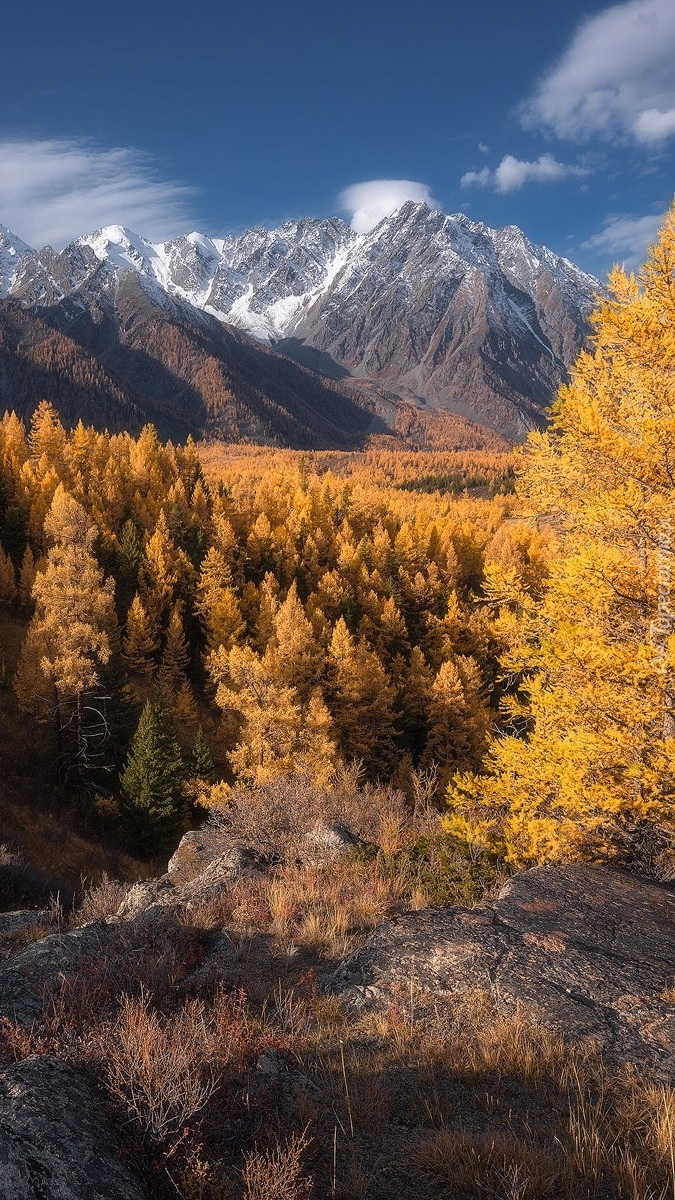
[0,204,599,447]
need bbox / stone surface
[0,922,115,1027]
[117,844,261,920]
[0,1054,147,1199]
[330,864,675,1079]
[0,911,50,961]
[167,828,236,880]
[302,822,365,865]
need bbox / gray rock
[167,828,245,881]
[0,922,114,1027]
[0,1054,147,1199]
[179,847,262,907]
[117,845,261,922]
[302,823,365,865]
[116,876,179,919]
[0,911,50,961]
[329,864,675,1079]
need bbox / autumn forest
[2,208,675,883]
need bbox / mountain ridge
[0,204,600,444]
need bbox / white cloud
[339,179,438,233]
[582,210,665,269]
[0,138,196,248]
[521,0,675,143]
[461,154,588,193]
[478,143,490,154]
[461,167,492,188]
[633,107,675,142]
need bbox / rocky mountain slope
[0,207,599,442]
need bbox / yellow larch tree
[15,486,118,783]
[210,643,335,786]
[448,203,675,866]
[264,581,323,701]
[123,593,158,676]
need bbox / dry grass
[241,1130,312,1200]
[70,873,131,926]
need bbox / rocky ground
[1,829,675,1199]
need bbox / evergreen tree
[120,694,183,852]
[188,725,217,783]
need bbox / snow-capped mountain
[0,225,33,298]
[1,204,599,440]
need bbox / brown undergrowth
[2,839,675,1200]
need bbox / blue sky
[0,0,673,277]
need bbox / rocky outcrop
[0,922,115,1027]
[302,822,366,865]
[330,864,675,1079]
[166,827,236,881]
[117,842,262,920]
[0,911,50,961]
[0,1055,147,1199]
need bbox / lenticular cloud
[339,180,438,234]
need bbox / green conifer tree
[120,694,183,852]
[188,725,217,783]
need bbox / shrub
[241,1129,312,1200]
[102,991,218,1141]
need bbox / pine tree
[188,725,217,782]
[448,203,675,866]
[120,695,183,852]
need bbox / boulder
[117,846,261,921]
[0,910,50,960]
[0,922,115,1027]
[302,822,366,865]
[167,828,236,881]
[0,1054,147,1199]
[115,875,179,919]
[329,864,675,1080]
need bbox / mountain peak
[0,208,600,440]
[0,225,35,297]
